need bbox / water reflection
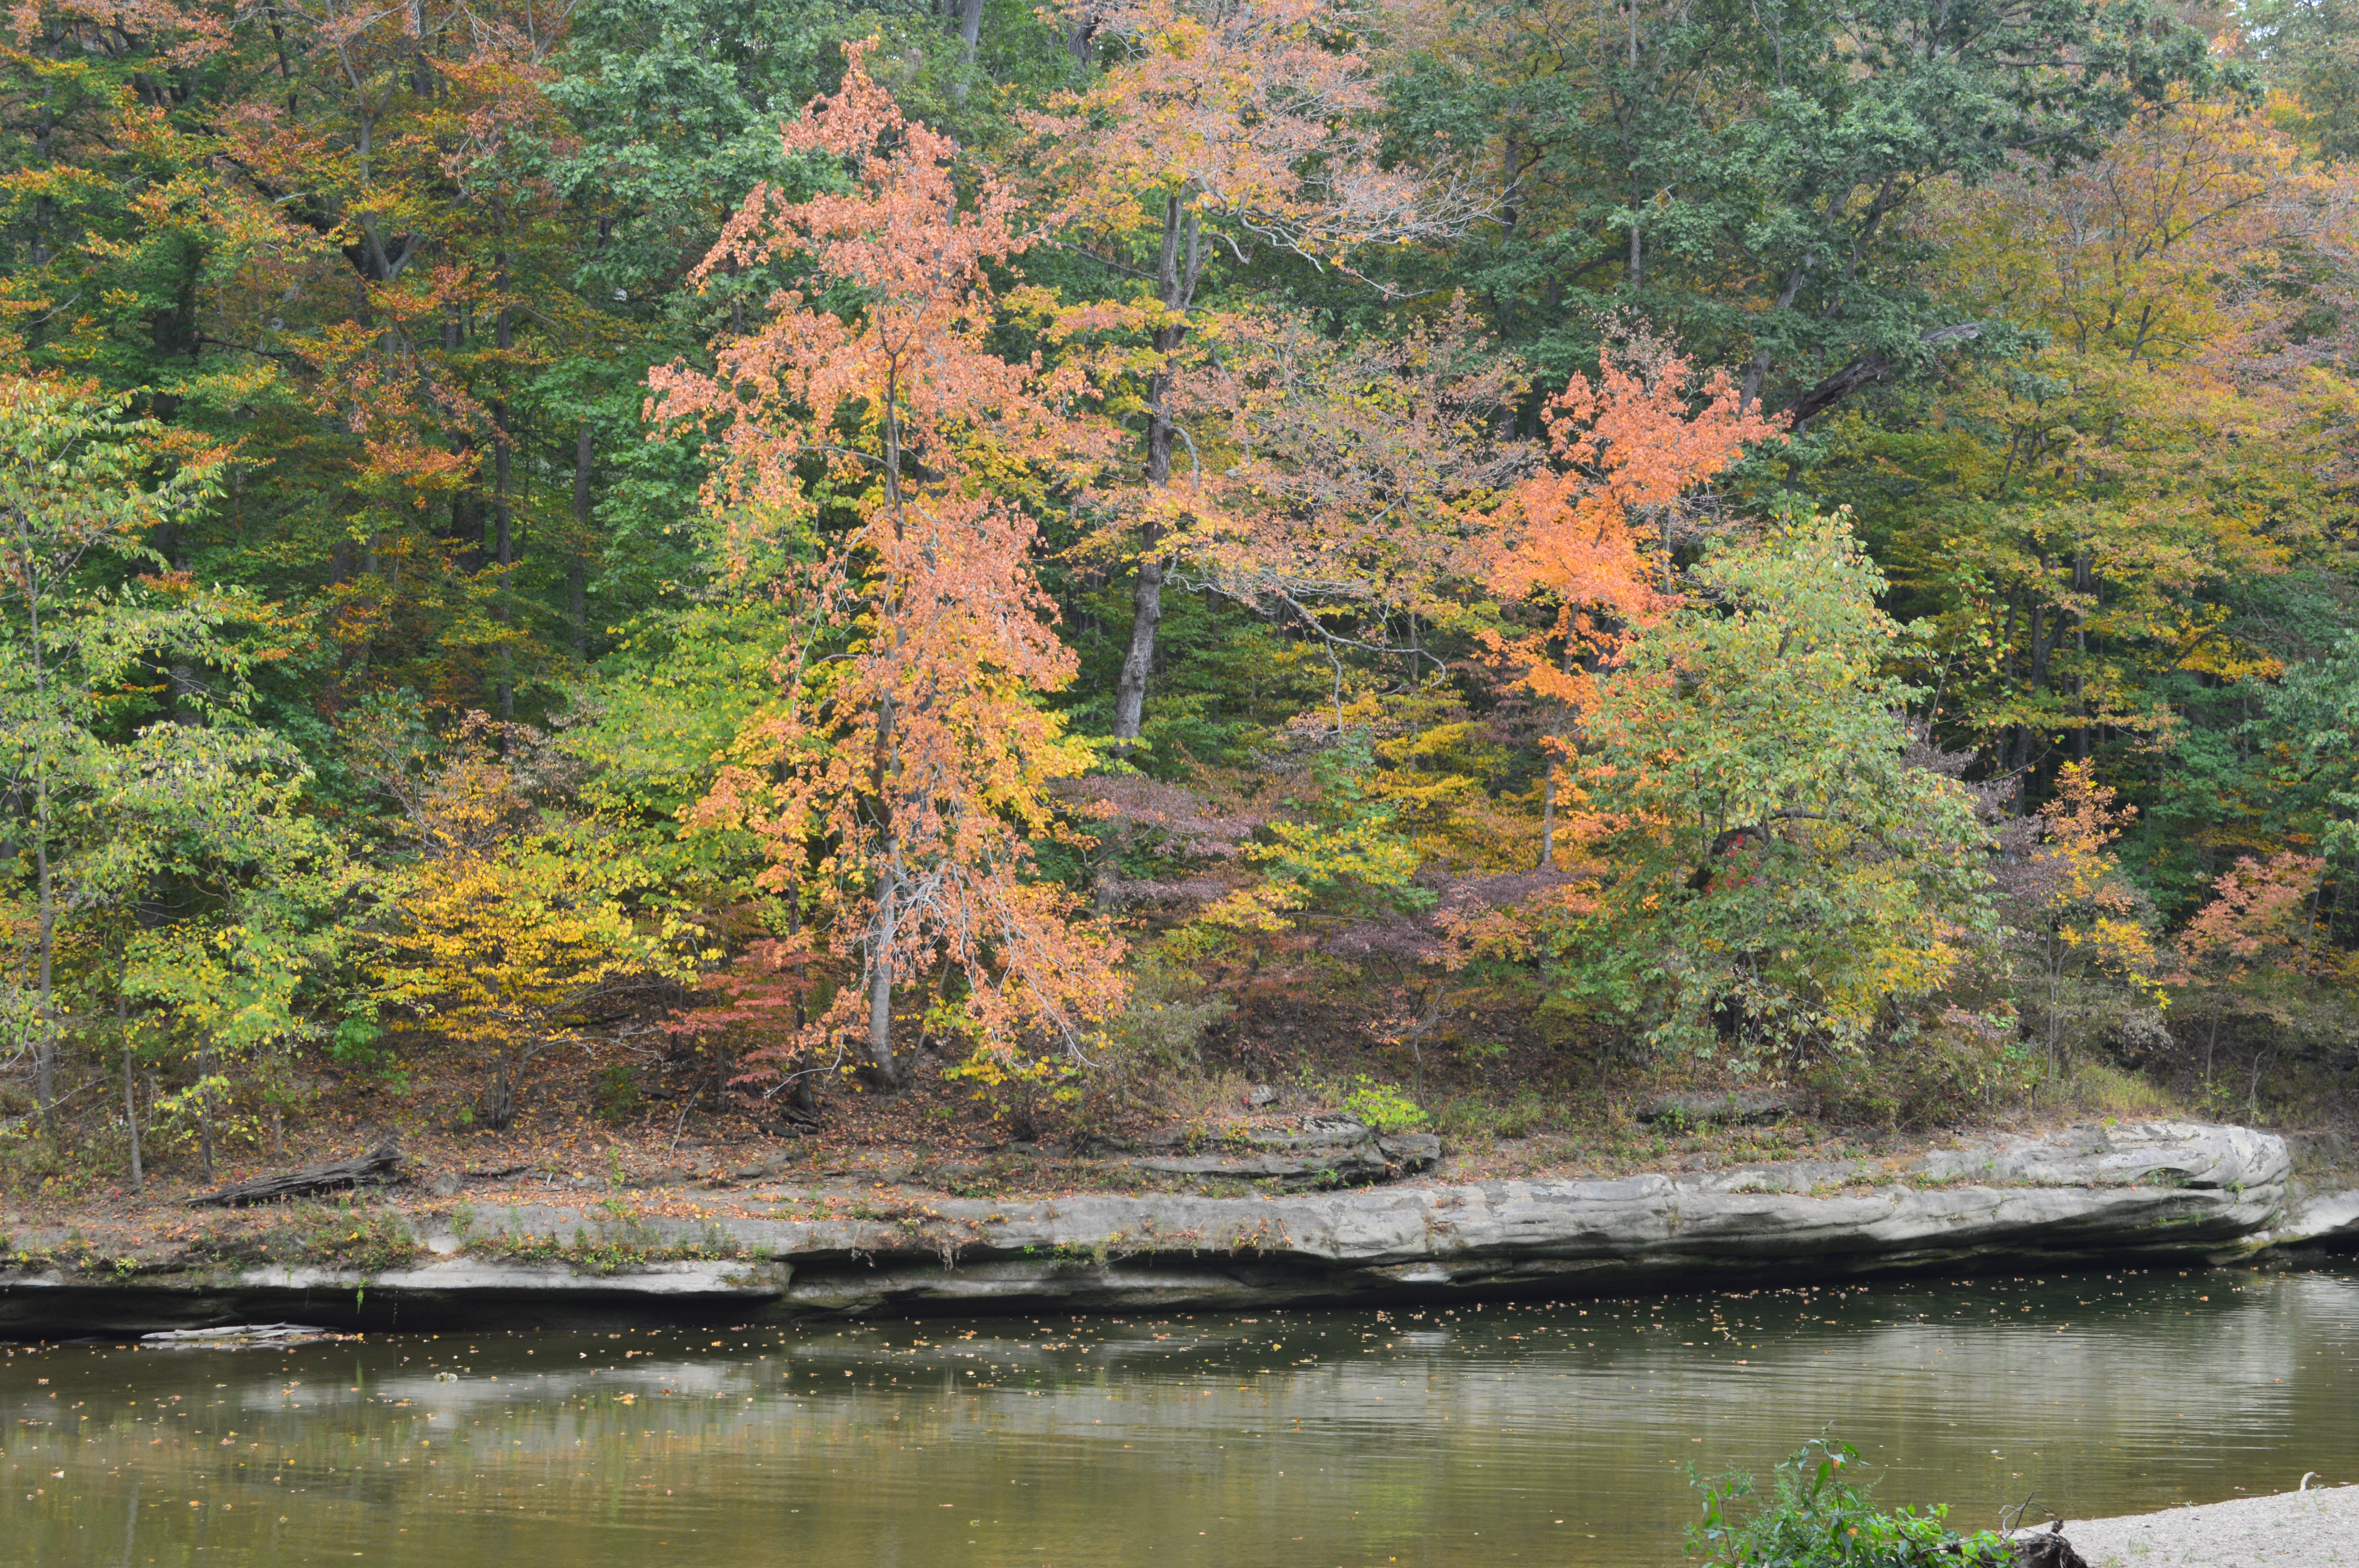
[3,1265,2356,1566]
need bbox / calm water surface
[5,1264,2358,1567]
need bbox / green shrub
[1101,954,1234,1076]
[1341,1076,1428,1134]
[593,1064,644,1125]
[1690,1436,2012,1567]
[1805,1013,2044,1129]
[328,1018,405,1090]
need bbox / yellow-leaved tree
[370,720,698,1129]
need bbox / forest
[3,0,2356,1182]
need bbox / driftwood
[187,1144,404,1208]
[2012,1524,2090,1568]
[141,1324,335,1347]
[757,1080,826,1139]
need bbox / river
[4,1263,2356,1566]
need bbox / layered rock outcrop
[3,1120,2351,1335]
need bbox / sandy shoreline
[2045,1484,2359,1565]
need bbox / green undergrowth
[187,1198,426,1273]
[449,1198,756,1276]
[1690,1436,2013,1567]
[4,1234,147,1276]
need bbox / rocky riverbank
[2036,1483,2359,1566]
[4,1119,2355,1336]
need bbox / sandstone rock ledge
[4,1120,2353,1335]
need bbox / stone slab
[0,1120,2341,1334]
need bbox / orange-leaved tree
[2168,851,2333,1093]
[1486,331,1783,867]
[649,45,1125,1092]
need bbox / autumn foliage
[1493,335,1783,691]
[1485,333,1784,866]
[650,46,1124,1093]
[7,0,2359,1163]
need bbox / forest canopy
[2,0,2354,1168]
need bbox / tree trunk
[493,231,515,724]
[122,994,142,1192]
[32,830,54,1133]
[483,1051,518,1131]
[1536,640,1583,868]
[189,1144,404,1208]
[865,855,901,1088]
[570,420,593,657]
[953,0,983,100]
[788,898,809,1032]
[1111,558,1165,741]
[196,1035,215,1180]
[494,425,513,722]
[1538,756,1557,869]
[1623,0,1641,293]
[404,0,432,97]
[1110,201,1201,744]
[19,528,57,1134]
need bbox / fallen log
[187,1144,404,1208]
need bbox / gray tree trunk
[1109,201,1203,744]
[953,0,984,100]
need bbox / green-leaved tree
[1553,510,1995,1062]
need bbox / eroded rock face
[1910,1120,2288,1191]
[1121,1132,1441,1186]
[0,1121,2339,1334]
